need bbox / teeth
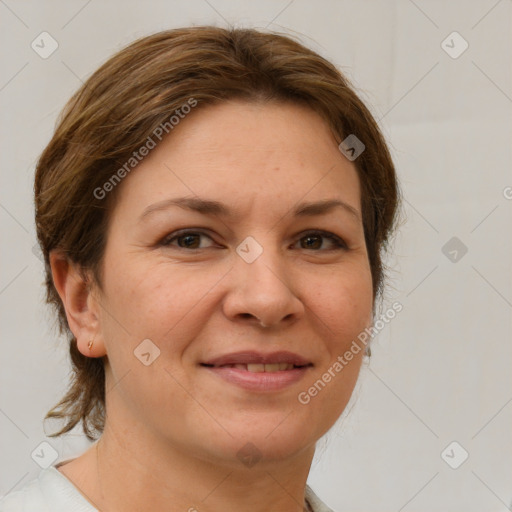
[216,363,299,372]
[247,363,265,373]
[245,363,294,373]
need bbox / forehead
[110,100,362,224]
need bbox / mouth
[201,350,312,367]
[200,351,313,392]
[201,362,310,372]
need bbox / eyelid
[160,228,348,251]
[159,228,217,247]
[298,229,348,250]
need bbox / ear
[49,250,106,358]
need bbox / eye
[160,230,216,249]
[295,230,347,251]
[159,229,348,251]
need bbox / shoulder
[0,466,97,512]
[0,473,50,512]
[305,484,337,512]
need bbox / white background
[0,1,511,511]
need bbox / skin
[50,100,374,512]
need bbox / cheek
[97,260,212,428]
[312,264,373,343]
[297,267,372,424]
[99,258,229,354]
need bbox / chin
[190,415,322,468]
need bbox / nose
[222,243,304,329]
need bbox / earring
[88,338,94,350]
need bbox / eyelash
[160,229,348,251]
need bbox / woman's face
[92,100,373,466]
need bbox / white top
[0,466,335,512]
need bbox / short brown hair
[35,26,401,440]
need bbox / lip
[202,365,311,392]
[201,351,313,392]
[202,350,312,367]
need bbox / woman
[1,26,400,511]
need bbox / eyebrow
[139,196,361,222]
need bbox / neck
[63,417,316,512]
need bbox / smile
[209,363,300,372]
[200,363,312,392]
